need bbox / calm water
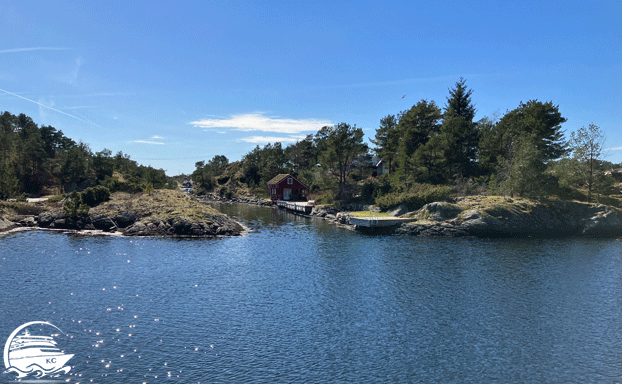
[1,204,622,383]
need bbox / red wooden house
[267,174,309,201]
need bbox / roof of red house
[267,174,290,184]
[266,174,309,189]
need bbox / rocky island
[0,189,244,238]
[349,196,622,238]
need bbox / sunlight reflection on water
[1,208,622,383]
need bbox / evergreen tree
[16,125,49,195]
[316,123,368,200]
[395,100,442,178]
[0,112,17,164]
[445,77,476,121]
[207,155,229,176]
[479,100,567,180]
[0,162,18,199]
[411,132,447,183]
[475,116,501,174]
[436,78,479,178]
[60,142,92,191]
[192,161,217,190]
[93,149,114,181]
[285,135,317,172]
[241,146,263,187]
[261,142,286,182]
[499,135,546,197]
[496,100,567,162]
[370,114,399,174]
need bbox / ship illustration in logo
[3,321,73,378]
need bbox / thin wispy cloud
[0,88,100,127]
[191,113,331,134]
[239,135,306,144]
[606,147,622,151]
[69,56,84,85]
[49,92,136,98]
[0,47,70,54]
[133,140,165,145]
[38,97,56,123]
[151,135,164,139]
[54,56,84,85]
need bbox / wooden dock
[276,200,315,214]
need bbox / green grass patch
[349,211,394,217]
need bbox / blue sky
[1,1,621,175]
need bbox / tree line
[373,78,570,196]
[194,78,616,206]
[3,76,611,207]
[194,122,371,202]
[0,111,176,199]
[373,78,614,203]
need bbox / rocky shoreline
[3,192,621,239]
[0,190,244,238]
[199,193,622,238]
[394,197,622,238]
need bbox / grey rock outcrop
[0,216,16,232]
[580,204,622,237]
[395,199,622,238]
[112,211,139,228]
[37,210,65,228]
[90,214,117,232]
[18,216,37,227]
[123,216,243,237]
[36,210,89,230]
[387,204,409,217]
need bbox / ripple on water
[1,215,622,382]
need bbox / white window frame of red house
[287,178,293,185]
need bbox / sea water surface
[1,204,622,383]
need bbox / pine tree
[395,100,442,178]
[444,77,476,121]
[499,135,546,197]
[317,123,368,200]
[0,162,18,199]
[496,100,567,162]
[436,78,479,179]
[370,114,399,174]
